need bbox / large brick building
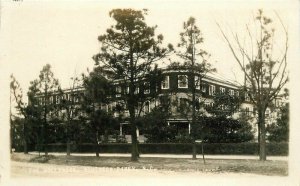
[32,67,284,143]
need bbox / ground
[10,152,288,177]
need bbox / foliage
[206,92,241,117]
[198,116,254,143]
[267,103,289,142]
[29,64,61,153]
[80,67,119,156]
[141,107,176,143]
[176,17,214,73]
[218,9,289,160]
[93,8,173,161]
[10,67,60,154]
[10,116,25,151]
[40,142,288,156]
[58,76,82,148]
[195,92,253,143]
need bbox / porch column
[120,124,122,135]
[136,128,139,137]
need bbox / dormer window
[178,75,188,88]
[161,76,169,89]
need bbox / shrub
[40,142,288,155]
[198,116,254,143]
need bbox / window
[74,94,79,102]
[116,86,121,97]
[266,109,270,117]
[236,91,239,97]
[208,85,215,95]
[106,104,112,112]
[201,84,206,93]
[178,75,188,88]
[194,76,200,89]
[144,82,150,94]
[275,99,282,107]
[144,101,150,114]
[134,87,139,94]
[220,87,225,94]
[205,102,210,108]
[179,98,189,108]
[125,86,129,94]
[245,93,250,101]
[229,89,234,96]
[245,107,251,116]
[161,76,169,89]
[159,96,170,111]
[55,96,59,104]
[245,107,253,116]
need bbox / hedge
[33,142,288,156]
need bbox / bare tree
[59,75,82,156]
[217,9,288,161]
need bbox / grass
[11,153,288,176]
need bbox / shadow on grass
[11,153,288,176]
[28,155,56,163]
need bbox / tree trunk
[130,116,139,161]
[191,90,197,159]
[192,141,197,159]
[67,141,71,156]
[23,120,28,154]
[95,130,99,157]
[44,123,48,156]
[128,103,138,161]
[24,141,28,154]
[66,119,71,156]
[104,130,108,143]
[258,108,266,161]
[257,123,260,155]
[95,143,99,157]
[41,120,48,156]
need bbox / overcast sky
[0,0,297,97]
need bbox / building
[31,66,283,143]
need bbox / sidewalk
[29,152,288,161]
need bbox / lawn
[11,153,288,176]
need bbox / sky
[0,0,300,183]
[0,0,296,93]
